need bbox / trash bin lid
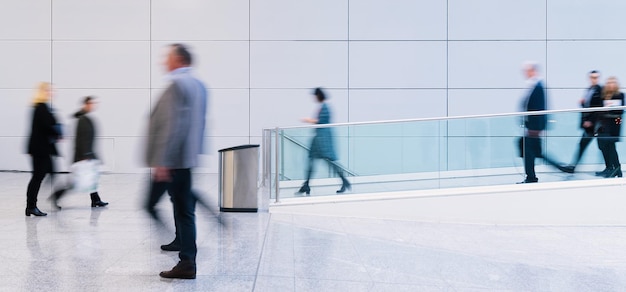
[218,144,260,153]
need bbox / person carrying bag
[51,96,108,208]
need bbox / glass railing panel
[263,107,626,202]
[349,120,442,175]
[446,115,522,171]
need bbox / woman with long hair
[295,87,350,196]
[25,82,63,216]
[596,76,624,178]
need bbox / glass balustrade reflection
[264,107,626,201]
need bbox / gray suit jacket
[146,67,207,169]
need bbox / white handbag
[71,160,100,193]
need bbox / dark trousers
[522,136,562,179]
[145,169,196,262]
[598,137,620,169]
[146,180,171,220]
[573,128,595,165]
[170,169,196,262]
[26,155,54,208]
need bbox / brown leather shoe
[159,260,196,279]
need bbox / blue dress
[309,103,337,161]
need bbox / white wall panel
[52,0,150,40]
[349,41,446,89]
[196,137,251,173]
[110,137,147,173]
[52,89,151,137]
[548,89,589,111]
[205,89,250,137]
[448,41,546,89]
[0,138,34,171]
[548,0,626,39]
[150,42,249,89]
[250,41,348,88]
[251,0,348,40]
[151,0,249,40]
[447,89,527,116]
[348,89,446,122]
[349,0,446,40]
[0,89,36,137]
[449,0,546,40]
[0,42,51,88]
[52,41,150,89]
[0,1,51,40]
[547,41,626,88]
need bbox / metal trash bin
[218,144,259,212]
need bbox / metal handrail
[281,133,358,177]
[265,106,626,131]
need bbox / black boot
[337,177,351,193]
[25,207,47,216]
[605,166,623,178]
[90,192,109,207]
[295,181,311,196]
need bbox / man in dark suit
[564,70,603,172]
[518,62,568,183]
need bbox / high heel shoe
[336,180,351,193]
[295,183,310,196]
[604,167,623,178]
[25,207,47,217]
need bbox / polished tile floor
[1,172,626,291]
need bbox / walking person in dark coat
[564,70,604,172]
[25,82,63,216]
[51,96,108,208]
[595,76,624,178]
[517,62,570,183]
[295,88,351,195]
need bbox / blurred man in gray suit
[146,43,207,279]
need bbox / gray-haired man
[146,43,207,279]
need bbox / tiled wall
[1,0,625,173]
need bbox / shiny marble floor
[1,172,626,291]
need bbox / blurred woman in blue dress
[296,88,350,196]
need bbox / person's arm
[161,81,191,167]
[147,84,176,170]
[301,117,318,124]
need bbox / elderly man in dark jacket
[518,62,569,183]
